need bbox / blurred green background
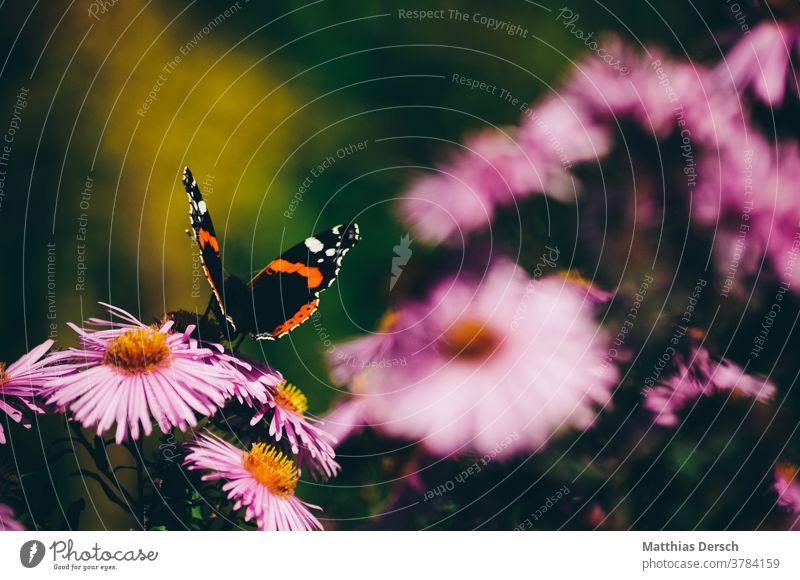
[3,0,791,530]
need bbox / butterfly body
[183,167,359,340]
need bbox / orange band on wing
[198,228,220,253]
[266,259,324,289]
[271,299,319,337]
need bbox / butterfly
[182,167,360,340]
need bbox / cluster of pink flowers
[642,341,775,427]
[325,8,800,526]
[398,14,800,296]
[0,303,339,531]
[328,31,788,464]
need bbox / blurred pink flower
[322,398,369,444]
[757,142,800,290]
[564,38,691,137]
[399,97,611,244]
[565,36,739,150]
[0,503,24,531]
[183,431,322,531]
[521,97,611,160]
[516,97,611,200]
[556,270,615,304]
[773,462,800,529]
[694,136,800,292]
[0,339,63,444]
[328,259,619,458]
[43,303,240,443]
[398,128,539,244]
[643,344,775,427]
[722,22,800,106]
[250,377,339,480]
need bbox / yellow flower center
[103,327,171,373]
[274,381,308,415]
[243,443,298,497]
[776,461,799,482]
[442,318,499,360]
[0,362,7,385]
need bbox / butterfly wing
[183,166,234,328]
[247,223,360,340]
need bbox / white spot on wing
[304,237,324,253]
[325,248,336,256]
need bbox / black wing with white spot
[245,223,360,340]
[182,166,231,326]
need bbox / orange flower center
[243,443,298,497]
[687,327,705,341]
[103,327,171,373]
[442,318,499,360]
[0,362,7,385]
[274,381,308,415]
[378,310,400,332]
[776,461,799,482]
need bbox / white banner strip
[1,531,798,579]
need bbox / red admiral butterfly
[183,167,360,340]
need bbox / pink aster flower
[160,311,277,408]
[183,431,322,531]
[160,310,275,408]
[328,259,620,458]
[722,21,800,106]
[0,503,24,531]
[0,339,64,444]
[206,353,277,408]
[773,462,800,529]
[643,344,775,427]
[43,303,241,443]
[250,378,339,479]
